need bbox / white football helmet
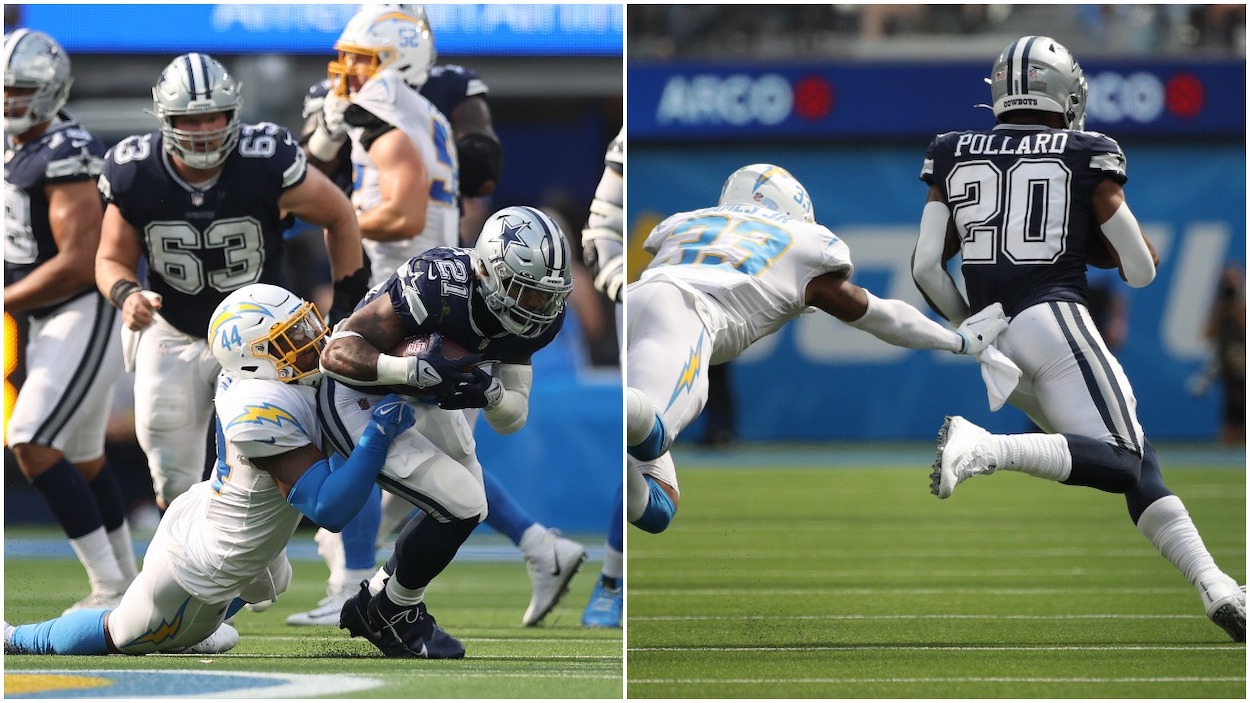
[152,53,242,169]
[209,284,328,385]
[330,5,436,95]
[473,206,574,339]
[718,164,814,223]
[3,29,73,135]
[989,36,1088,130]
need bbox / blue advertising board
[629,59,1245,139]
[15,4,623,56]
[627,144,1245,441]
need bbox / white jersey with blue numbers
[349,70,460,283]
[163,375,320,602]
[640,204,853,363]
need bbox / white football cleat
[62,589,124,615]
[169,622,239,654]
[931,415,997,499]
[3,620,15,654]
[520,527,587,626]
[286,580,361,627]
[1199,578,1246,642]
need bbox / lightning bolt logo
[226,403,305,433]
[123,596,191,648]
[665,329,706,411]
[209,302,274,344]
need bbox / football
[388,333,474,363]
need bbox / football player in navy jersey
[287,4,586,629]
[94,53,365,515]
[316,205,574,657]
[912,36,1244,642]
[3,29,139,614]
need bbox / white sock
[107,520,139,582]
[68,527,127,592]
[340,567,376,594]
[602,545,623,581]
[385,577,425,607]
[368,566,389,596]
[626,388,654,446]
[1136,495,1229,587]
[626,465,649,523]
[518,523,548,558]
[994,433,1071,482]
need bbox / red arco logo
[793,75,834,121]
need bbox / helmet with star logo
[472,206,573,339]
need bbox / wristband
[109,280,141,310]
[374,354,410,385]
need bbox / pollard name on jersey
[371,247,563,363]
[98,123,307,337]
[921,124,1128,317]
[4,113,106,316]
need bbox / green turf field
[627,454,1246,699]
[3,534,623,699]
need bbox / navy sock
[1125,438,1172,523]
[88,463,127,532]
[483,471,533,544]
[391,511,479,590]
[1062,433,1142,494]
[31,458,105,539]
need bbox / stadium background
[3,3,623,534]
[626,4,1246,443]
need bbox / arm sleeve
[286,424,390,531]
[483,363,532,434]
[844,291,963,352]
[911,201,971,325]
[1100,202,1156,288]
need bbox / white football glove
[954,302,1008,355]
[320,91,350,141]
[307,91,349,161]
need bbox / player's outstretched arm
[255,395,415,531]
[278,166,363,284]
[807,272,1004,355]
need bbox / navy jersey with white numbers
[920,123,1128,318]
[98,123,307,337]
[4,113,106,316]
[366,246,562,363]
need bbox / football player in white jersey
[94,53,365,513]
[912,36,1244,641]
[579,128,624,627]
[625,164,1009,534]
[307,5,460,286]
[4,29,137,613]
[3,284,416,656]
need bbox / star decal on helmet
[497,216,531,256]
